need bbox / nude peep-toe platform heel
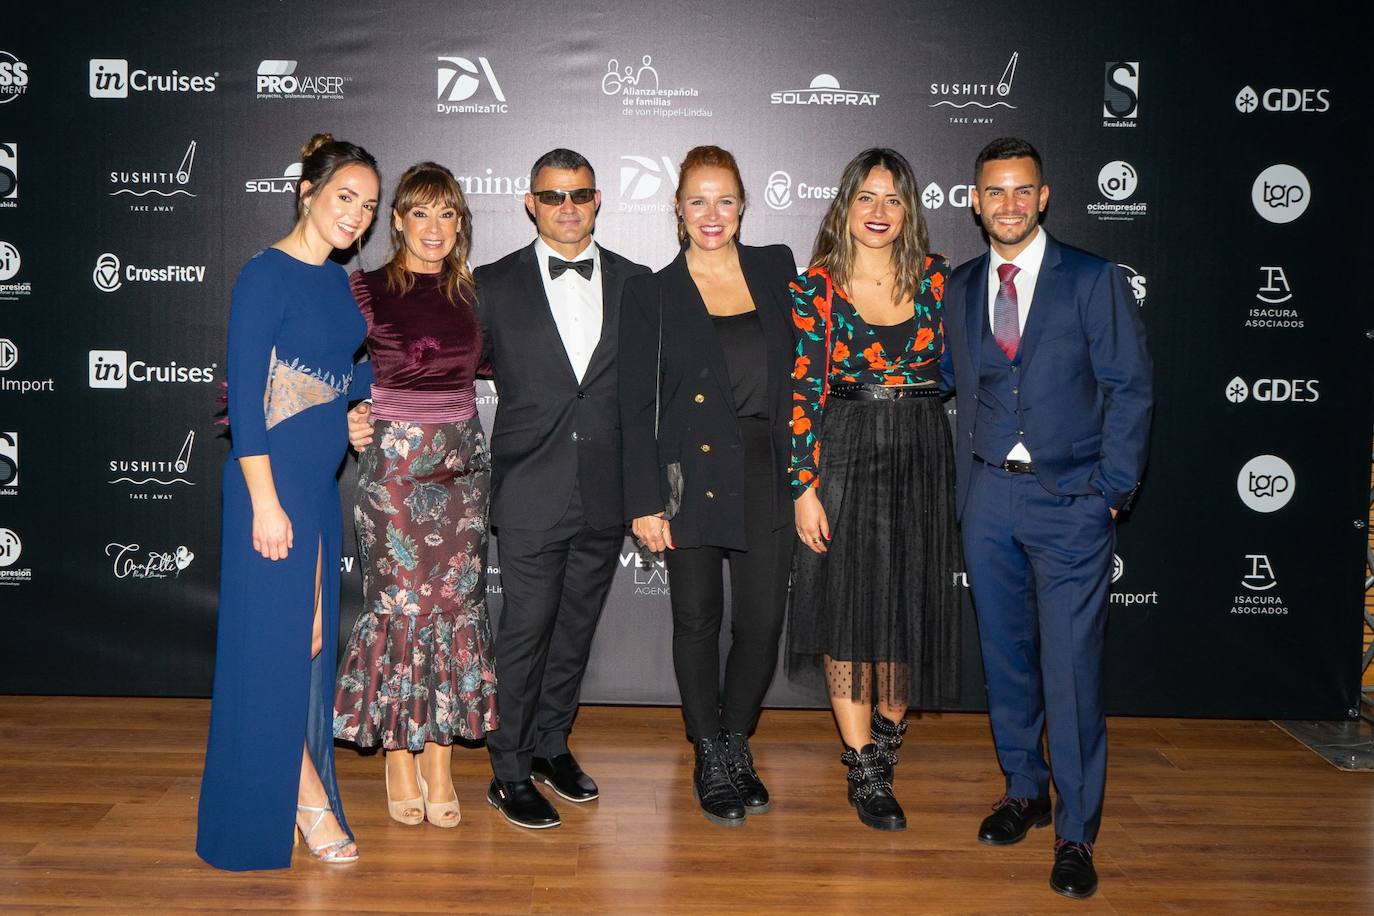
[416,771,461,828]
[386,760,425,826]
[294,803,359,863]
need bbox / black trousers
[487,481,624,781]
[664,417,792,740]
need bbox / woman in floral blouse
[788,148,961,831]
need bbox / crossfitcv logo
[764,170,838,210]
[92,253,205,292]
[1237,454,1294,513]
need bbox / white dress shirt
[534,236,603,382]
[985,226,1048,462]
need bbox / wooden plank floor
[0,698,1370,914]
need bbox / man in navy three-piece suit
[941,137,1153,900]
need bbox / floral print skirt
[334,418,499,749]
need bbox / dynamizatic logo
[108,431,195,500]
[1235,85,1329,114]
[436,55,507,114]
[456,168,529,198]
[88,350,218,389]
[1109,551,1158,606]
[0,52,29,104]
[92,253,205,292]
[1237,454,1295,513]
[920,181,976,211]
[89,58,219,98]
[0,239,29,301]
[1087,160,1148,221]
[1233,553,1287,617]
[1103,61,1139,127]
[764,170,838,211]
[929,52,1018,123]
[617,154,677,213]
[0,527,29,585]
[109,140,196,213]
[601,54,710,120]
[771,73,880,107]
[0,141,15,206]
[245,161,301,194]
[0,340,54,395]
[256,59,349,101]
[1224,376,1319,404]
[0,431,16,495]
[1251,164,1309,224]
[620,550,669,596]
[1248,265,1302,329]
[106,541,195,580]
[1117,264,1147,306]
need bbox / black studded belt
[828,383,940,401]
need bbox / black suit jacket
[475,241,650,531]
[619,243,796,551]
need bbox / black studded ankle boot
[693,735,746,827]
[841,744,906,831]
[721,731,770,813]
[869,709,908,783]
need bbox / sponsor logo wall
[0,0,1366,721]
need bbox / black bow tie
[548,256,594,281]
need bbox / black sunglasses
[531,187,597,206]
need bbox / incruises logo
[89,59,219,98]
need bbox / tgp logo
[0,51,30,103]
[920,181,975,211]
[0,141,16,204]
[617,155,677,213]
[1102,62,1139,126]
[436,56,507,114]
[1235,85,1329,114]
[1117,264,1147,306]
[1224,376,1319,404]
[1251,164,1309,223]
[1237,454,1295,513]
[1242,554,1278,591]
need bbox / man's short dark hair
[530,148,595,188]
[974,137,1043,184]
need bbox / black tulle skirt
[786,394,962,708]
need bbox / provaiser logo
[256,60,349,100]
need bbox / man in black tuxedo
[473,149,647,828]
[349,149,647,829]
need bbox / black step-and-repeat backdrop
[1,1,1369,719]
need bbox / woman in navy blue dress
[196,133,380,870]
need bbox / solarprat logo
[88,350,218,389]
[771,73,880,107]
[920,181,976,211]
[436,55,507,114]
[1248,265,1302,330]
[244,161,301,194]
[108,140,197,213]
[1232,553,1287,617]
[106,541,195,580]
[1235,85,1329,114]
[617,154,677,213]
[1087,160,1148,221]
[0,430,16,495]
[89,58,219,98]
[1117,264,1147,306]
[1237,454,1295,513]
[1109,551,1158,606]
[1251,164,1310,224]
[92,252,206,292]
[108,431,195,500]
[0,240,30,301]
[620,550,669,596]
[256,59,350,101]
[601,54,710,120]
[0,141,16,206]
[0,527,30,585]
[928,52,1018,123]
[0,51,29,104]
[1103,61,1139,127]
[1224,376,1319,404]
[764,170,838,211]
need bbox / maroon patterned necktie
[994,262,1021,360]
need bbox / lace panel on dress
[262,347,352,430]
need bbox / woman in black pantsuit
[619,146,796,827]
